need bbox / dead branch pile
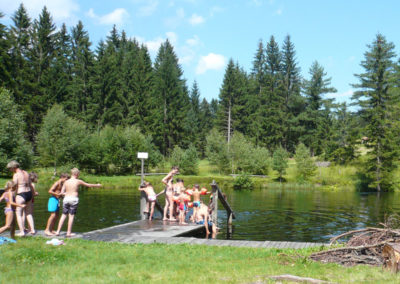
[310,227,400,266]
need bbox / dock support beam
[211,180,218,226]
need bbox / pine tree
[49,23,72,105]
[67,21,94,120]
[254,36,285,150]
[300,61,336,156]
[8,4,32,111]
[0,12,12,89]
[352,34,399,191]
[151,40,190,155]
[281,35,303,152]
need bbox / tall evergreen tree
[300,61,336,156]
[49,23,71,105]
[26,6,57,139]
[151,40,190,155]
[0,12,12,89]
[124,42,154,132]
[67,21,94,120]
[281,35,303,152]
[352,34,399,191]
[8,4,32,108]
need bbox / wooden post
[140,191,147,220]
[211,180,218,226]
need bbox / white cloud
[189,13,204,25]
[164,8,185,28]
[196,53,226,74]
[1,0,79,23]
[86,8,129,26]
[186,35,200,47]
[209,6,224,17]
[137,0,159,17]
[135,32,177,54]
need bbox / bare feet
[163,218,168,221]
[29,231,36,235]
[169,218,177,222]
[44,230,54,236]
[16,232,25,237]
[66,233,76,238]
[54,232,60,236]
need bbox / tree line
[1,4,399,191]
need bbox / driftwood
[269,274,332,283]
[311,225,400,267]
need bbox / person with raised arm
[161,166,179,221]
[55,168,101,237]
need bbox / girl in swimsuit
[7,160,36,236]
[0,181,25,235]
[162,167,179,221]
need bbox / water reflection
[1,186,398,242]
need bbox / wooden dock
[1,220,327,249]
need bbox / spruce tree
[67,21,94,120]
[281,35,303,152]
[0,12,12,89]
[151,40,190,155]
[300,61,336,156]
[352,34,399,191]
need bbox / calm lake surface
[1,185,399,242]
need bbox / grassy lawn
[0,237,399,283]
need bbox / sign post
[137,152,148,220]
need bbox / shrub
[294,143,317,181]
[272,146,289,181]
[170,144,199,175]
[233,174,254,190]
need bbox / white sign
[137,152,148,159]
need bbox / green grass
[0,237,399,283]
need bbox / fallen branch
[329,227,400,244]
[269,274,332,283]
[312,240,394,257]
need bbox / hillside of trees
[1,5,400,191]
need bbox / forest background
[1,4,400,191]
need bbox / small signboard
[137,152,148,159]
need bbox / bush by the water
[206,130,269,175]
[294,143,317,182]
[38,105,162,175]
[233,174,254,190]
[170,144,199,175]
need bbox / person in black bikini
[7,160,36,236]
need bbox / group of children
[1,161,216,239]
[0,161,101,238]
[139,167,217,238]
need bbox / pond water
[1,186,399,242]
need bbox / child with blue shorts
[44,173,69,236]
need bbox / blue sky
[1,0,399,103]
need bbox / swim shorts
[48,196,60,212]
[193,201,201,207]
[62,196,79,215]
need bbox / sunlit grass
[1,237,399,284]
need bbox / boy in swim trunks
[138,182,158,221]
[55,168,101,237]
[192,184,201,223]
[178,190,187,225]
[44,173,69,236]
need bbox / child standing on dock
[44,173,69,236]
[138,182,158,221]
[55,168,102,237]
[162,167,179,221]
